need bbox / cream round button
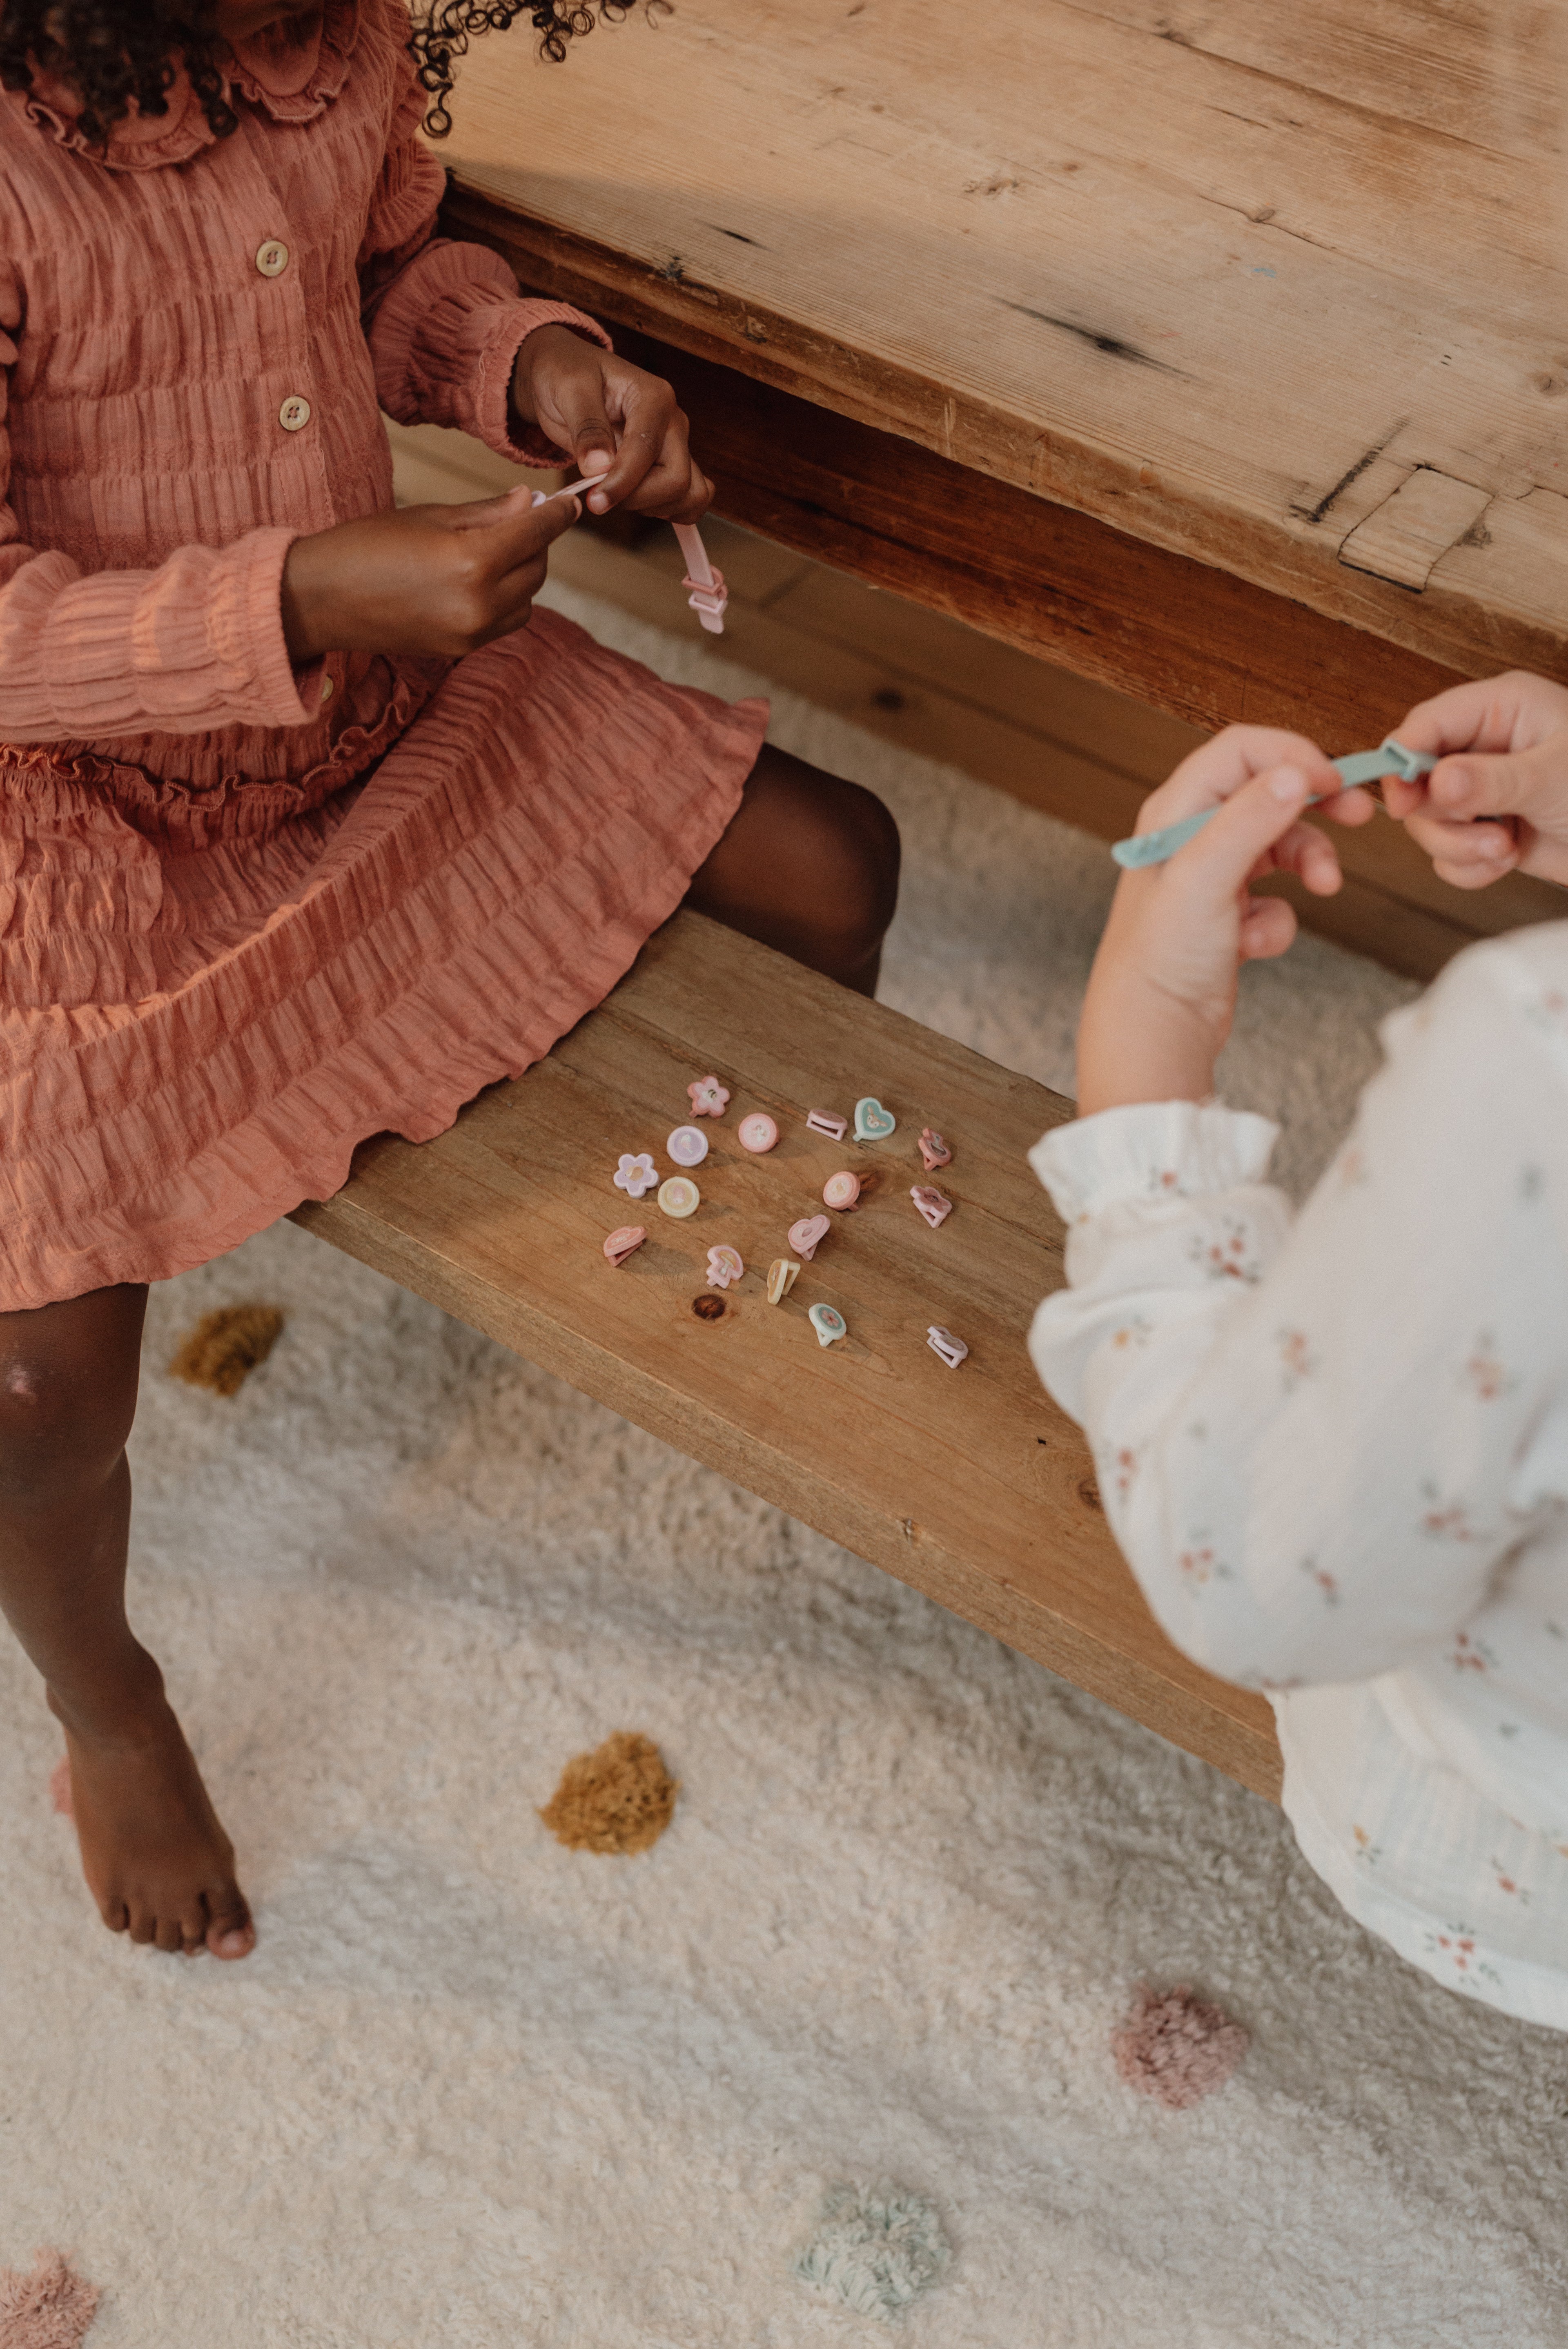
[319,673,334,702]
[278,394,312,432]
[256,238,290,278]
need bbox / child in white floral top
[1030,672,1568,2030]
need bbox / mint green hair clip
[1110,738,1437,871]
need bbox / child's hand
[280,486,581,662]
[511,325,711,521]
[1383,672,1568,889]
[1076,728,1373,1117]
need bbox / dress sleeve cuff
[469,296,614,466]
[1029,1099,1281,1224]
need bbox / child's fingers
[1135,725,1341,836]
[1263,815,1344,897]
[1402,808,1520,885]
[1395,671,1568,761]
[1167,761,1316,905]
[1238,893,1298,961]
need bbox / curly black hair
[0,2,654,150]
[0,3,235,148]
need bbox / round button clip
[278,394,312,432]
[256,239,290,278]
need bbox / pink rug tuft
[0,2250,100,2348]
[1111,1984,1250,2111]
[47,1761,72,1821]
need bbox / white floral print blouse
[1029,922,1568,2030]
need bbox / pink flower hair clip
[532,486,728,634]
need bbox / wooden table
[295,913,1282,1803]
[436,0,1568,974]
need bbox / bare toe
[154,1912,184,1955]
[206,1890,255,1961]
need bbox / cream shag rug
[3,582,1566,2348]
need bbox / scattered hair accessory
[736,1112,779,1154]
[788,1215,831,1261]
[603,1225,646,1267]
[806,1109,848,1141]
[927,1326,968,1370]
[687,1074,730,1118]
[666,1124,710,1168]
[767,1258,802,1304]
[911,1185,953,1230]
[657,1176,700,1219]
[1111,1983,1250,2109]
[792,2184,952,2322]
[706,1244,745,1289]
[0,2247,101,2349]
[918,1127,952,1172]
[167,1304,284,1397]
[673,521,729,633]
[538,1730,679,1855]
[822,1171,861,1211]
[809,1303,848,1348]
[614,1152,659,1200]
[853,1096,897,1143]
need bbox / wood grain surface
[292,912,1283,1802]
[436,0,1568,686]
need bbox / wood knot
[692,1294,726,1321]
[1078,1477,1103,1513]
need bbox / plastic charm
[737,1113,779,1154]
[822,1171,861,1211]
[706,1244,745,1289]
[806,1110,848,1141]
[688,1074,731,1118]
[789,1214,831,1261]
[809,1303,848,1348]
[614,1152,658,1200]
[658,1175,701,1219]
[603,1226,646,1267]
[911,1185,953,1230]
[1109,738,1439,871]
[927,1325,969,1369]
[766,1257,801,1304]
[853,1097,897,1143]
[673,521,729,633]
[918,1128,952,1172]
[667,1124,710,1168]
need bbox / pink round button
[737,1112,779,1154]
[823,1170,861,1211]
[667,1125,710,1168]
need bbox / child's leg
[684,743,900,997]
[0,1286,253,1959]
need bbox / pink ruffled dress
[0,0,767,1310]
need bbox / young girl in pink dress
[0,0,899,1961]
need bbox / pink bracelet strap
[533,485,727,635]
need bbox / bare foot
[50,1698,255,1959]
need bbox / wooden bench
[432,0,1568,980]
[294,912,1282,1804]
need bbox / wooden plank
[436,0,1568,684]
[292,912,1283,1802]
[1339,470,1494,591]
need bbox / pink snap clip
[823,1170,861,1212]
[919,1127,952,1172]
[688,1074,730,1118]
[806,1110,848,1141]
[788,1214,831,1261]
[927,1325,969,1370]
[604,1225,646,1267]
[673,522,729,633]
[737,1112,779,1154]
[668,1124,710,1169]
[706,1244,745,1289]
[614,1152,658,1200]
[911,1184,953,1230]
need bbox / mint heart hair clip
[1110,738,1437,870]
[532,482,728,634]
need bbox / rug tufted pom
[538,1731,679,1854]
[47,1759,72,1820]
[0,2248,100,2347]
[792,2184,952,2322]
[167,1305,285,1397]
[1112,1983,1249,2110]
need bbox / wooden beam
[292,912,1283,1803]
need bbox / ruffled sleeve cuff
[1029,1100,1281,1225]
[368,239,611,467]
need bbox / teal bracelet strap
[1109,738,1437,871]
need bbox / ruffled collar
[10,2,358,173]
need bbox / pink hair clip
[532,484,727,635]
